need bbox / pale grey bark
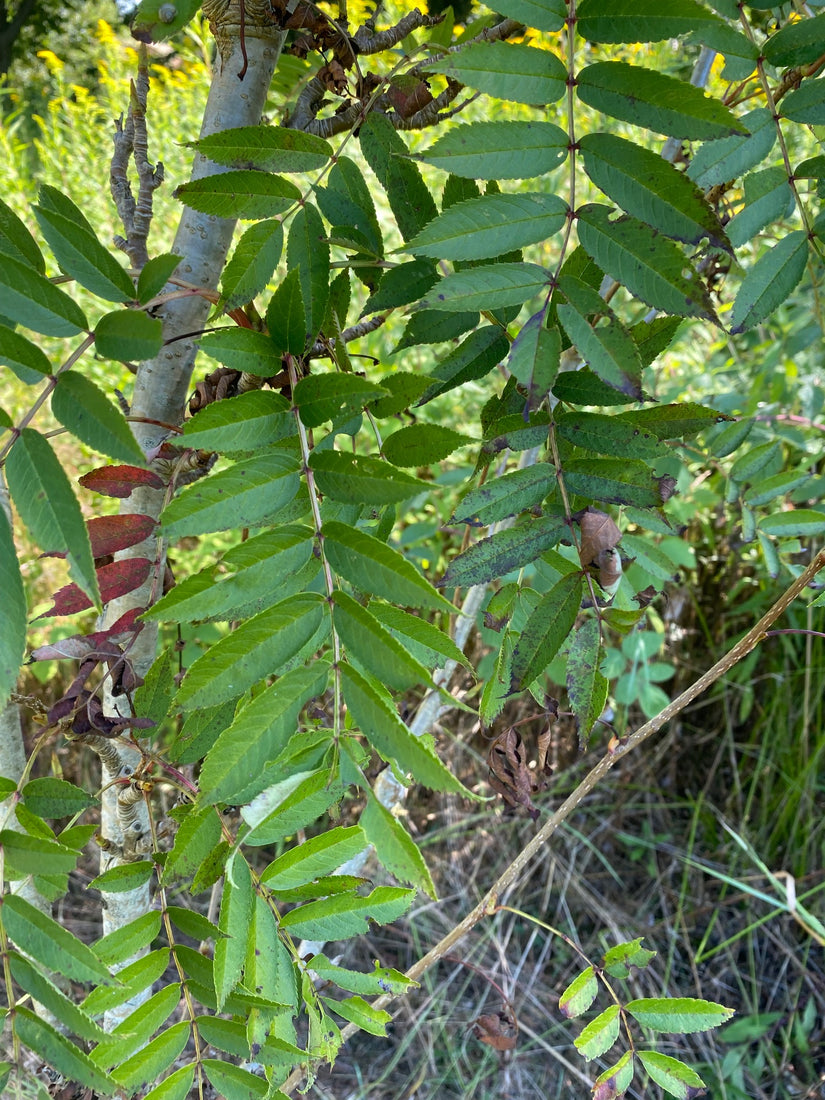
[97,1,286,1029]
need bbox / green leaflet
[144,525,315,624]
[383,424,470,466]
[420,326,510,404]
[764,13,825,67]
[287,202,329,343]
[113,1023,191,1094]
[493,0,565,31]
[687,107,775,189]
[2,895,113,984]
[511,572,583,692]
[181,391,293,454]
[564,458,664,508]
[579,133,729,250]
[555,411,668,461]
[9,954,106,1043]
[577,61,744,140]
[556,275,644,397]
[241,768,345,846]
[220,219,283,310]
[136,252,181,304]
[726,167,792,248]
[198,327,282,375]
[160,453,301,537]
[638,1051,707,1095]
[368,602,469,670]
[594,1052,635,1095]
[574,1004,621,1061]
[730,231,809,333]
[294,373,388,428]
[6,429,99,605]
[162,804,223,881]
[308,956,414,997]
[14,1009,113,1093]
[566,619,608,747]
[0,195,45,271]
[361,792,436,896]
[174,170,301,218]
[22,777,96,817]
[359,112,438,243]
[174,593,325,710]
[559,966,599,1019]
[323,520,453,610]
[198,660,331,806]
[189,125,332,172]
[480,630,514,724]
[93,984,181,1069]
[94,309,163,363]
[362,259,438,315]
[0,507,26,709]
[261,825,366,889]
[51,371,145,463]
[507,313,561,408]
[321,995,391,1037]
[0,323,52,383]
[34,196,135,302]
[425,41,566,107]
[0,254,87,337]
[266,266,307,355]
[420,262,549,312]
[576,205,717,320]
[578,0,729,44]
[214,856,253,1011]
[340,664,471,795]
[316,156,383,257]
[82,949,169,1016]
[132,0,200,38]
[616,402,728,439]
[405,193,567,262]
[93,911,162,967]
[416,120,568,180]
[452,463,555,526]
[758,509,825,538]
[309,451,428,504]
[279,885,414,941]
[394,308,479,351]
[625,997,735,1033]
[780,77,825,125]
[0,831,79,878]
[442,515,566,589]
[552,366,640,406]
[333,590,433,691]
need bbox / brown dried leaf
[472,1005,518,1052]
[595,547,622,591]
[633,584,658,608]
[487,728,538,820]
[577,507,621,569]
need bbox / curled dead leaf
[577,507,621,569]
[472,1004,518,1052]
[488,728,539,820]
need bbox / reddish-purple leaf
[79,465,164,498]
[39,559,153,618]
[87,514,157,558]
[29,609,143,662]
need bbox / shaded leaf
[287,202,329,342]
[511,572,583,691]
[687,107,775,188]
[293,373,387,428]
[425,41,566,106]
[181,390,293,454]
[198,326,282,374]
[576,205,717,320]
[0,255,87,337]
[220,219,283,310]
[174,593,325,710]
[556,275,644,397]
[452,463,554,527]
[566,619,608,747]
[0,508,26,708]
[577,61,745,139]
[730,230,809,333]
[190,126,332,172]
[310,451,428,504]
[52,371,145,463]
[416,120,568,179]
[383,424,470,466]
[442,514,566,589]
[14,1008,113,1092]
[420,261,549,312]
[360,112,437,242]
[0,323,52,383]
[7,429,99,604]
[266,266,306,355]
[174,170,301,218]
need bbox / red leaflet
[87,514,157,558]
[39,558,154,618]
[79,465,164,498]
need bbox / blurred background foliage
[1,3,824,1097]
